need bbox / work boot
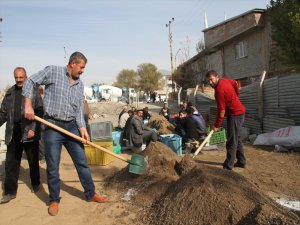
[234,161,246,168]
[31,184,40,193]
[222,163,232,170]
[0,194,16,204]
[48,202,59,216]
[88,194,108,203]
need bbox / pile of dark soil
[106,145,300,225]
[144,155,300,225]
[147,115,176,135]
[106,142,180,205]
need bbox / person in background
[22,52,108,216]
[0,67,43,204]
[180,101,188,112]
[131,106,137,113]
[118,105,128,128]
[187,107,206,140]
[187,101,199,114]
[142,107,151,121]
[175,110,200,146]
[206,70,246,170]
[159,102,171,121]
[125,109,157,150]
[119,107,129,129]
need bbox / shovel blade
[128,153,148,175]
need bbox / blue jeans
[44,119,95,203]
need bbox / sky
[0,0,270,89]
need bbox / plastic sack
[253,126,300,147]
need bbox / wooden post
[258,71,266,132]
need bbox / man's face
[137,111,143,118]
[179,112,186,119]
[14,69,27,87]
[69,59,86,80]
[207,75,219,88]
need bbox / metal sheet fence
[207,73,300,134]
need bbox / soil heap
[106,145,299,225]
[144,155,300,225]
[106,142,180,204]
[147,114,176,135]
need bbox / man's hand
[212,126,220,132]
[24,98,35,120]
[79,127,90,144]
[27,130,35,138]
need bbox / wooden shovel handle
[193,130,214,158]
[34,116,129,163]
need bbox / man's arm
[76,85,90,142]
[0,93,9,127]
[23,66,51,120]
[230,79,240,96]
[213,92,225,131]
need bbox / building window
[235,41,247,59]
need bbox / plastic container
[160,134,182,156]
[84,140,114,166]
[209,127,227,145]
[113,145,121,154]
[89,121,113,141]
[112,131,123,146]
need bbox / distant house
[178,8,285,87]
[157,69,172,98]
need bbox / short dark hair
[187,101,193,107]
[14,67,27,76]
[205,70,218,78]
[186,107,194,115]
[68,51,87,65]
[179,110,187,115]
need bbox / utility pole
[166,17,174,98]
[63,46,67,63]
[0,18,3,43]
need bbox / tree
[195,39,205,53]
[267,0,300,70]
[113,69,138,88]
[137,63,162,94]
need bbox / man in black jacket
[0,67,43,204]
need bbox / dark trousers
[224,114,246,169]
[4,124,40,195]
[142,130,157,146]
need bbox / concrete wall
[223,29,267,79]
[204,11,265,49]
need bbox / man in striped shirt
[23,52,108,216]
[206,70,246,170]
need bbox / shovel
[34,116,148,175]
[193,130,214,158]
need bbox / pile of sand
[147,114,176,135]
[106,144,300,225]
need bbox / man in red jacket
[206,70,246,170]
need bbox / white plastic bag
[254,126,300,147]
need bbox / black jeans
[4,124,40,195]
[224,114,246,169]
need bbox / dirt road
[0,102,299,225]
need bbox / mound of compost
[143,159,300,225]
[147,114,176,135]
